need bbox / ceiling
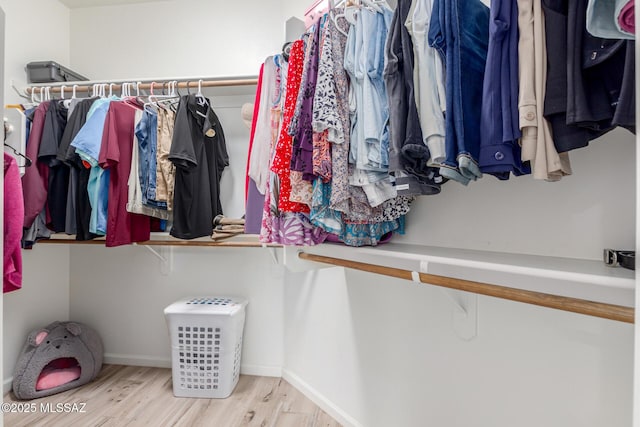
[59,0,171,8]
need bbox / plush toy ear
[28,330,49,347]
[65,322,82,336]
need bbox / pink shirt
[4,153,24,293]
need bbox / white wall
[1,0,72,393]
[284,268,634,427]
[397,128,635,260]
[2,2,633,427]
[63,0,286,377]
[0,0,70,104]
[3,247,70,393]
[69,245,284,376]
[69,0,284,81]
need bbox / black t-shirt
[169,94,229,239]
[39,100,69,232]
[58,97,98,240]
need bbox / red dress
[270,40,310,214]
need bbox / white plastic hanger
[72,84,78,99]
[196,79,208,106]
[30,86,38,104]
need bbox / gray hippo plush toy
[12,321,103,400]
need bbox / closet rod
[38,239,280,248]
[25,78,258,94]
[298,252,635,324]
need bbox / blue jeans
[430,0,490,185]
[135,110,160,205]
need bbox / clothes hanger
[331,0,352,36]
[61,85,73,108]
[4,142,32,168]
[120,82,128,98]
[30,86,39,105]
[196,79,208,107]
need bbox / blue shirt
[70,97,118,235]
[478,0,529,179]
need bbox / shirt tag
[396,184,410,191]
[205,128,216,138]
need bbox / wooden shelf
[36,233,281,248]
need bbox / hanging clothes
[409,0,446,167]
[479,0,530,179]
[169,94,229,239]
[154,107,176,210]
[99,100,151,247]
[431,0,490,185]
[71,97,117,235]
[22,101,49,229]
[567,0,635,136]
[128,109,170,220]
[57,97,99,241]
[586,0,635,39]
[386,0,443,196]
[132,109,170,218]
[293,22,322,182]
[245,63,267,234]
[273,40,312,214]
[4,153,24,293]
[543,0,635,159]
[40,99,69,232]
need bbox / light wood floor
[3,365,342,427]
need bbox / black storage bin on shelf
[26,61,89,83]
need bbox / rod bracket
[421,260,477,341]
[134,243,173,275]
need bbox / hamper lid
[164,296,248,316]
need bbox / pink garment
[4,153,24,293]
[245,64,264,203]
[618,0,635,34]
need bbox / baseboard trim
[3,377,13,395]
[104,353,172,368]
[282,369,362,427]
[240,364,282,377]
[103,354,281,378]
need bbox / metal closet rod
[297,252,635,324]
[25,77,258,94]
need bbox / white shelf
[288,243,635,308]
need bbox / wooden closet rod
[298,252,635,324]
[25,78,258,94]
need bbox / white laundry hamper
[164,296,248,398]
